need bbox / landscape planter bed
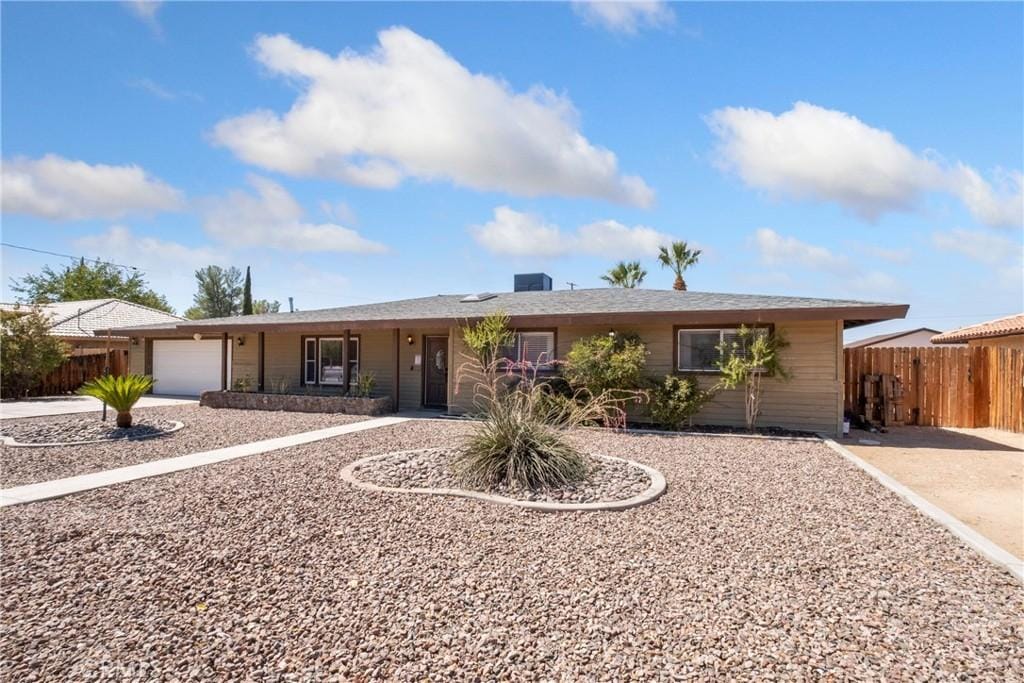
[200,390,392,416]
[341,448,666,512]
[0,418,184,448]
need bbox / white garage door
[152,339,230,396]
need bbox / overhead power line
[0,242,139,272]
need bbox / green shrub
[716,326,790,431]
[0,307,69,398]
[355,371,376,398]
[78,374,155,428]
[562,333,648,395]
[648,375,714,430]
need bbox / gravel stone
[352,447,652,504]
[0,405,365,488]
[0,416,180,446]
[1,418,1021,680]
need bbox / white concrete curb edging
[823,438,1024,584]
[0,421,185,448]
[0,416,409,507]
[341,450,667,512]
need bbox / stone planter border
[341,450,666,513]
[200,390,392,416]
[0,421,185,448]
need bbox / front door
[423,336,449,409]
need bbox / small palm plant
[601,260,647,288]
[657,241,701,291]
[78,374,155,428]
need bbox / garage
[152,339,230,396]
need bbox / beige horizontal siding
[450,319,842,435]
[129,342,145,375]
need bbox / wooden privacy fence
[844,346,1024,433]
[31,350,129,396]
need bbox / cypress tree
[242,266,253,315]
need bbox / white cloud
[932,228,1022,270]
[124,1,163,35]
[127,77,203,102]
[572,1,675,35]
[471,206,670,258]
[752,228,848,271]
[751,228,898,297]
[76,225,216,270]
[201,175,387,254]
[708,102,1023,228]
[211,28,653,207]
[1,154,184,220]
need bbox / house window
[676,328,767,372]
[499,331,555,368]
[303,336,360,387]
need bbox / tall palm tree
[601,261,647,288]
[657,241,701,291]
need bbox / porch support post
[257,331,265,392]
[220,332,228,391]
[342,329,351,394]
[392,328,401,412]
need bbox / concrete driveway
[847,426,1023,558]
[0,395,197,420]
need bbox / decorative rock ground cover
[0,416,181,446]
[0,405,367,488]
[351,447,652,504]
[2,419,1021,680]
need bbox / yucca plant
[78,374,155,428]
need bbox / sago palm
[601,260,647,288]
[657,241,701,291]
[78,374,155,428]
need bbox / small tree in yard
[0,308,68,398]
[648,375,714,430]
[715,326,790,431]
[563,333,648,397]
[78,374,155,428]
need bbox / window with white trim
[499,331,556,368]
[676,328,766,372]
[303,336,360,387]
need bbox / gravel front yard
[0,405,367,488]
[2,420,1021,680]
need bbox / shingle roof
[3,299,184,338]
[844,327,942,349]
[931,313,1024,344]
[104,288,907,334]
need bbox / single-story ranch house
[107,275,907,436]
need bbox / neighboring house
[106,275,908,436]
[0,299,184,356]
[931,313,1024,350]
[844,327,948,349]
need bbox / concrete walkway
[0,416,409,507]
[1,395,197,420]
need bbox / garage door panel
[152,340,228,396]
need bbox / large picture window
[676,327,766,372]
[499,331,555,368]
[302,336,359,387]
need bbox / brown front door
[423,336,449,409]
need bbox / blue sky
[2,1,1021,341]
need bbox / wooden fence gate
[30,350,129,396]
[844,346,1023,433]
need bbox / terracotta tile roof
[931,313,1024,344]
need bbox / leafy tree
[716,326,790,431]
[563,333,648,395]
[0,307,69,398]
[657,241,701,291]
[601,260,646,288]
[252,299,281,314]
[186,265,242,319]
[10,258,173,313]
[242,266,253,315]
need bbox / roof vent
[514,273,552,292]
[460,292,497,303]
